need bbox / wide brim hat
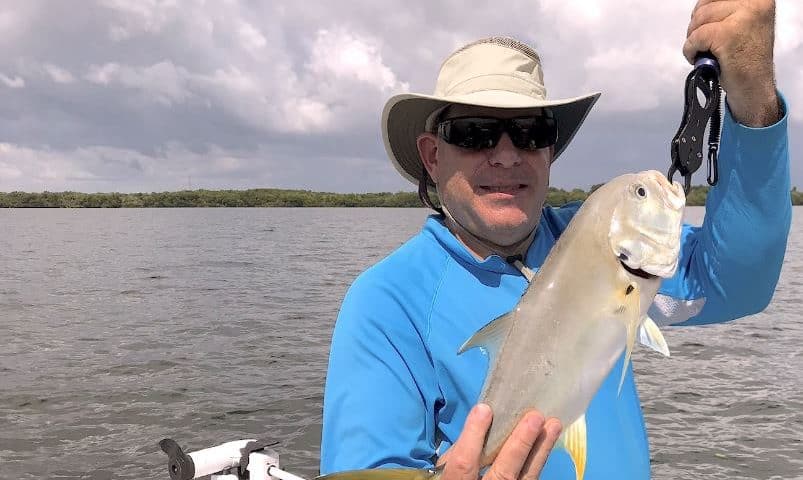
[382,36,601,187]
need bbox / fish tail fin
[557,414,587,480]
[316,468,439,480]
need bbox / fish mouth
[619,260,658,280]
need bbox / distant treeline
[1,186,802,208]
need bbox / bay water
[1,207,800,479]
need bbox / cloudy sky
[0,0,800,193]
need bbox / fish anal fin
[638,316,671,357]
[315,468,437,480]
[457,309,517,363]
[557,414,587,480]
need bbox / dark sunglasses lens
[439,115,557,151]
[440,118,501,150]
[509,117,558,150]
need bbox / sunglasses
[436,112,558,151]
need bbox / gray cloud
[0,0,800,193]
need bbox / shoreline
[1,185,780,208]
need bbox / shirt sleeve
[319,270,440,474]
[652,92,792,326]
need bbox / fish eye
[634,185,647,198]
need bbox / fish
[318,169,685,480]
[457,169,685,480]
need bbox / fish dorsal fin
[457,308,517,363]
[618,282,641,395]
[638,316,671,357]
[557,413,587,480]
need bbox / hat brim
[381,89,601,186]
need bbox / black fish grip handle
[669,53,723,194]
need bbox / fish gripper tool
[668,52,723,194]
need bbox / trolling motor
[668,51,723,194]
[159,438,311,480]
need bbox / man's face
[418,105,554,248]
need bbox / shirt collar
[423,214,554,275]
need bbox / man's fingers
[683,22,721,64]
[519,418,562,480]
[440,404,492,480]
[691,0,730,17]
[483,412,544,480]
[687,1,737,37]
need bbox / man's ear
[416,132,439,182]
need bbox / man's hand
[683,0,781,126]
[436,404,562,480]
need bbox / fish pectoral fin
[457,309,516,360]
[618,282,641,396]
[618,327,634,396]
[638,316,671,357]
[557,414,587,480]
[316,468,437,480]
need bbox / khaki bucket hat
[381,36,601,187]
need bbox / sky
[0,0,800,194]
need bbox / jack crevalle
[458,169,685,480]
[319,170,685,480]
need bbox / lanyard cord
[440,204,536,282]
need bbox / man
[321,1,791,479]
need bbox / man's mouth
[478,184,528,193]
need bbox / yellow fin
[637,316,670,357]
[316,468,438,480]
[618,282,641,395]
[557,414,587,480]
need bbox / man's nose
[488,133,522,167]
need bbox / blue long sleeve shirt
[320,95,791,479]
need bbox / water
[0,207,800,480]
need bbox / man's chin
[481,216,539,244]
[481,205,535,227]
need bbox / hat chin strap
[440,203,536,282]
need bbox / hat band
[440,74,547,99]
